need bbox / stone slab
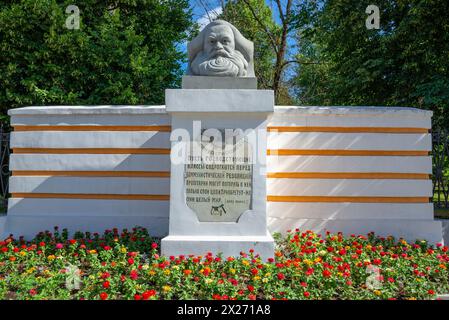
[0,215,5,239]
[440,219,449,246]
[3,215,168,239]
[182,76,257,89]
[274,106,433,117]
[8,105,167,116]
[165,89,274,113]
[267,203,434,220]
[268,218,443,244]
[161,234,274,260]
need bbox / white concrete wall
[3,105,443,243]
[6,106,171,238]
[267,106,442,243]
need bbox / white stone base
[2,215,168,240]
[0,215,6,238]
[441,220,449,246]
[161,233,275,260]
[268,218,444,244]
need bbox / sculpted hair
[187,20,255,77]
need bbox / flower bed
[0,227,448,300]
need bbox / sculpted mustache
[208,49,233,59]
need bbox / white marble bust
[187,20,255,77]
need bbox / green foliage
[293,0,449,128]
[0,0,195,117]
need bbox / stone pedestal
[161,89,275,260]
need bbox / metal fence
[0,123,10,212]
[433,128,449,209]
[0,124,447,212]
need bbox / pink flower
[55,243,64,249]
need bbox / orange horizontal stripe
[12,171,170,178]
[267,196,429,203]
[12,148,171,154]
[267,126,429,133]
[13,125,172,132]
[11,193,169,201]
[267,150,429,156]
[267,172,431,180]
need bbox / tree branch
[241,0,279,54]
[281,59,321,69]
[275,0,285,25]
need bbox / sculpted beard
[192,47,248,77]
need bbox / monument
[3,21,442,248]
[161,20,275,259]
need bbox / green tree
[220,0,278,91]
[293,0,449,129]
[0,0,195,119]
[217,0,299,104]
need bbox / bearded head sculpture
[188,20,255,77]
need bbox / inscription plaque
[185,134,253,222]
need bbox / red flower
[151,243,158,250]
[101,272,111,279]
[100,292,108,300]
[134,294,142,300]
[128,258,134,265]
[306,268,314,276]
[277,273,285,280]
[29,289,37,296]
[69,239,77,245]
[322,270,331,278]
[102,281,110,289]
[103,246,112,251]
[142,290,156,300]
[247,285,255,292]
[251,268,259,276]
[303,291,310,298]
[428,290,435,295]
[130,270,139,280]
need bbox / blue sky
[189,0,284,28]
